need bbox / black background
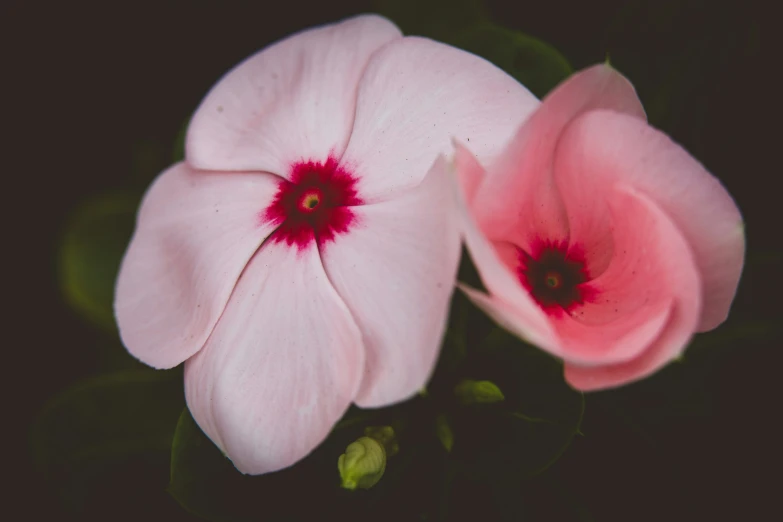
[5,0,778,520]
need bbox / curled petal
[184,242,364,474]
[115,163,279,368]
[555,110,744,331]
[552,184,700,368]
[564,303,697,391]
[472,64,646,249]
[562,186,702,390]
[187,14,402,175]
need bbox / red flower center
[262,157,362,249]
[517,239,594,317]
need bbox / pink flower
[114,14,538,474]
[453,64,745,391]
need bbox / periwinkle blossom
[114,14,537,474]
[452,64,744,391]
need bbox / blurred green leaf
[374,0,489,41]
[448,328,584,481]
[375,0,571,99]
[452,23,572,98]
[58,192,138,332]
[33,369,183,474]
[64,117,190,333]
[131,140,167,185]
[94,340,150,372]
[169,408,256,522]
[171,116,190,164]
[129,116,189,187]
[31,369,184,514]
[439,291,470,373]
[435,414,455,453]
[687,319,781,354]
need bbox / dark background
[5,0,778,520]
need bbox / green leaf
[130,140,167,185]
[686,319,780,354]
[438,290,470,373]
[31,369,185,514]
[374,0,489,41]
[171,116,190,164]
[452,23,572,98]
[58,192,138,332]
[435,414,455,453]
[448,328,584,481]
[375,0,571,99]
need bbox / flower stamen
[300,190,321,212]
[545,271,562,289]
[517,240,593,316]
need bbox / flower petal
[551,183,699,366]
[453,139,485,206]
[455,161,560,354]
[115,163,279,368]
[319,156,461,407]
[472,63,646,249]
[341,37,538,202]
[562,185,702,390]
[186,14,402,176]
[458,283,559,355]
[554,109,744,331]
[184,241,364,474]
[563,305,690,391]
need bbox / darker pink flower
[114,15,537,474]
[453,64,745,391]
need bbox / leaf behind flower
[452,23,572,99]
[31,369,184,516]
[375,0,571,99]
[58,192,138,333]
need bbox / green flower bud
[364,425,399,457]
[337,437,386,490]
[454,379,505,405]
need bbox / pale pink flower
[114,14,538,474]
[453,64,744,391]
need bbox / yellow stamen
[301,192,320,210]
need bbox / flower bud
[454,379,505,405]
[337,436,386,490]
[364,425,399,457]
